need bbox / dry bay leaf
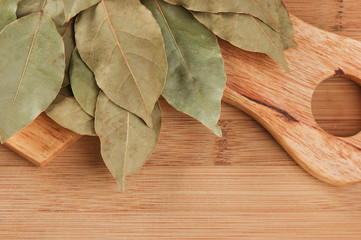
[279,2,296,49]
[18,0,101,24]
[62,20,75,87]
[95,91,162,191]
[17,0,66,28]
[16,0,45,18]
[0,12,64,142]
[46,94,96,136]
[63,0,101,22]
[162,0,280,31]
[17,3,75,86]
[57,22,71,36]
[192,11,288,70]
[70,48,100,117]
[59,85,73,97]
[44,0,66,27]
[142,0,225,136]
[0,0,17,31]
[75,0,167,128]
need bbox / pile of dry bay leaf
[0,0,295,190]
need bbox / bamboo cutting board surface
[1,1,361,239]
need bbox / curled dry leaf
[143,0,225,136]
[0,0,17,31]
[0,12,64,142]
[46,94,96,136]
[192,12,288,70]
[70,48,100,117]
[62,20,75,87]
[75,0,167,128]
[95,92,162,191]
[162,0,280,31]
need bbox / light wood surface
[3,114,80,166]
[1,0,361,239]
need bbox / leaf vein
[155,0,217,126]
[10,12,43,118]
[102,0,149,117]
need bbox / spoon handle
[221,15,361,185]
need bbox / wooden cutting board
[1,0,361,239]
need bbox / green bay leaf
[0,0,17,31]
[0,12,64,142]
[46,94,96,136]
[75,0,167,128]
[162,0,280,31]
[70,48,100,117]
[142,0,225,136]
[192,11,288,70]
[95,92,162,191]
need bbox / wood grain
[1,0,361,239]
[312,76,361,137]
[3,114,81,167]
[222,15,361,185]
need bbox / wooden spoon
[4,15,361,185]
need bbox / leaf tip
[281,60,289,72]
[120,182,126,193]
[115,176,127,192]
[213,125,223,138]
[144,115,154,129]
